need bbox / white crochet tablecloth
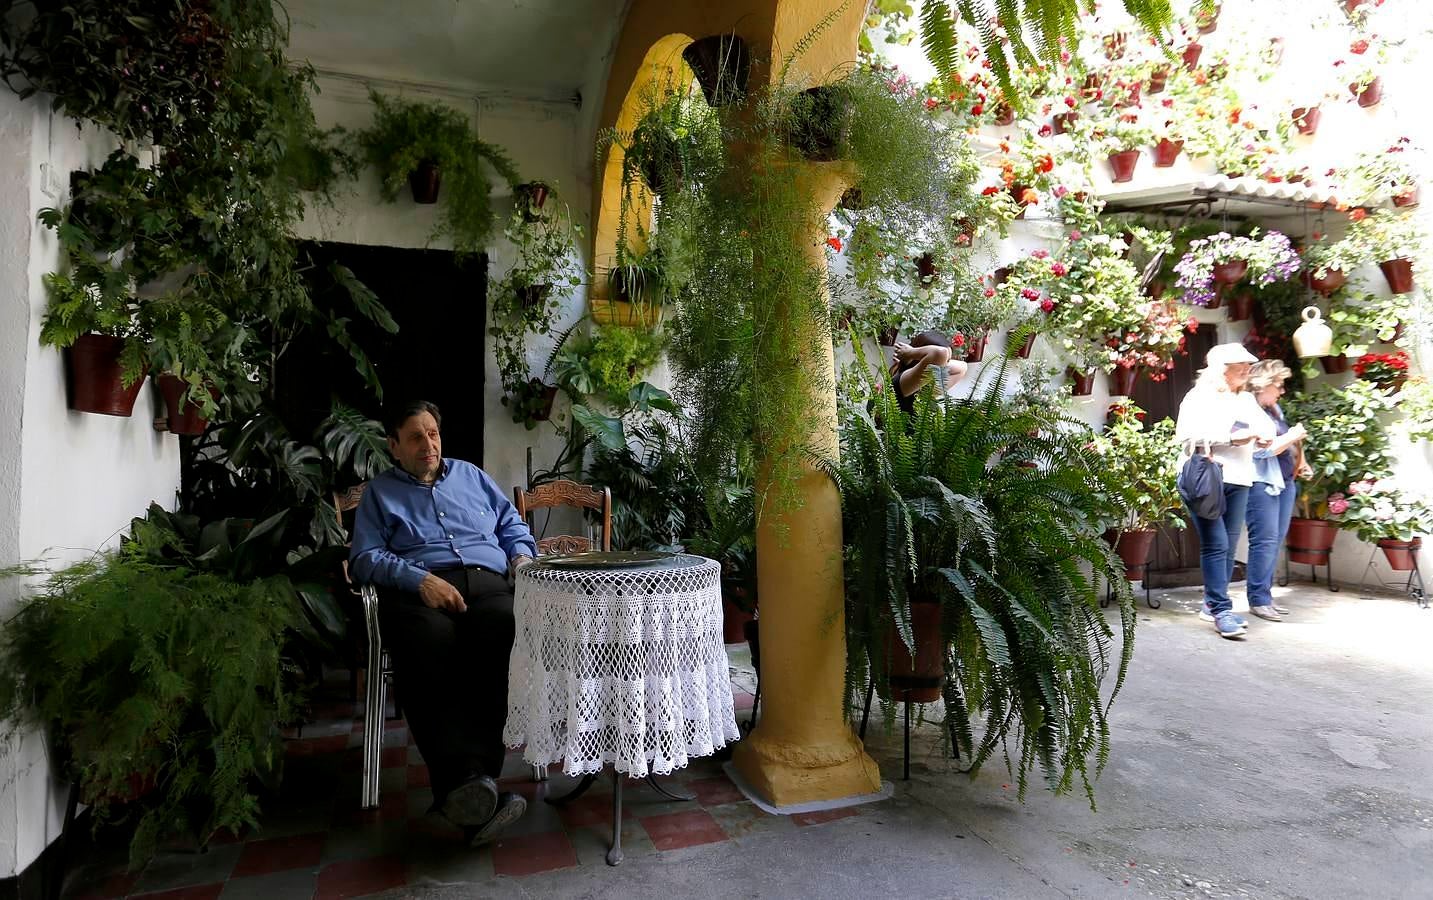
[504,553,739,777]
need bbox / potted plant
[1173,230,1299,307]
[787,82,854,162]
[38,267,148,417]
[1353,349,1410,392]
[1095,116,1153,184]
[1325,209,1423,294]
[606,245,669,316]
[1291,105,1322,136]
[1331,480,1433,570]
[1330,139,1418,207]
[1089,402,1187,578]
[356,90,519,255]
[945,277,1018,363]
[1283,380,1397,566]
[682,34,751,106]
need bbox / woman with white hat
[1174,343,1275,639]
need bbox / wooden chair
[333,483,400,810]
[514,479,612,554]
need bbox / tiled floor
[62,677,865,899]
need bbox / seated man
[350,400,535,846]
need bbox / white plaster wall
[296,73,594,505]
[0,94,184,878]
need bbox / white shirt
[1174,388,1274,488]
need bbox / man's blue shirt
[349,458,537,592]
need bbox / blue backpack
[1178,443,1225,520]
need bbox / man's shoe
[468,791,527,847]
[1249,605,1282,622]
[1271,603,1290,615]
[1213,611,1247,639]
[440,774,499,828]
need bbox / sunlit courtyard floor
[60,576,1432,899]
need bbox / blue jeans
[1188,484,1250,616]
[1246,483,1282,608]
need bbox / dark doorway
[281,242,488,466]
[1132,324,1218,586]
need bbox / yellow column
[731,164,881,806]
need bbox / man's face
[389,411,442,482]
[1225,362,1252,390]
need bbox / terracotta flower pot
[1182,43,1203,71]
[915,253,939,283]
[1196,5,1220,34]
[1291,106,1321,136]
[1115,529,1158,581]
[991,266,1014,288]
[682,34,751,106]
[1393,188,1419,208]
[1010,331,1037,359]
[1393,321,1406,343]
[886,597,943,703]
[531,382,559,422]
[66,334,146,417]
[1009,183,1032,218]
[1148,66,1170,94]
[515,182,549,220]
[1286,517,1338,566]
[1309,268,1347,295]
[1380,258,1414,294]
[156,374,216,436]
[1052,112,1077,135]
[1068,368,1096,396]
[1110,365,1140,396]
[1378,537,1421,571]
[1319,354,1350,374]
[1203,291,1224,310]
[1351,77,1382,108]
[1343,0,1367,14]
[1108,149,1140,184]
[963,333,988,363]
[1226,293,1255,322]
[408,160,442,204]
[517,282,554,308]
[1212,259,1248,286]
[993,103,1015,126]
[722,595,754,644]
[1153,138,1184,167]
[878,326,899,347]
[1083,73,1104,92]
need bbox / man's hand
[510,554,534,577]
[418,573,467,613]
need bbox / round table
[504,553,739,864]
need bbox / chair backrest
[335,483,368,588]
[514,479,612,555]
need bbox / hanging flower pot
[1148,66,1170,94]
[1343,0,1368,14]
[955,217,977,245]
[156,375,217,436]
[789,84,852,162]
[991,266,1013,288]
[1286,517,1338,566]
[1195,4,1221,34]
[1146,279,1167,299]
[1380,258,1414,294]
[67,334,146,417]
[1319,354,1350,374]
[517,282,554,309]
[1115,529,1158,580]
[682,35,751,106]
[1212,259,1248,286]
[1107,149,1141,183]
[1182,43,1203,71]
[1110,365,1140,396]
[963,332,989,363]
[527,380,560,423]
[1009,183,1033,218]
[886,596,943,703]
[1291,106,1321,136]
[1153,138,1184,167]
[839,186,868,211]
[408,160,442,204]
[992,103,1015,126]
[1226,293,1255,322]
[1351,77,1382,108]
[1102,32,1128,60]
[1393,321,1406,343]
[878,326,899,347]
[1068,368,1096,395]
[514,182,550,220]
[1010,331,1037,359]
[1309,268,1347,295]
[1378,537,1421,571]
[915,253,939,283]
[1052,112,1077,135]
[1393,188,1419,208]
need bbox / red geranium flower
[825,236,843,252]
[1040,298,1055,312]
[1349,208,1368,222]
[1351,39,1370,55]
[981,185,1000,196]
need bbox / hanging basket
[67,334,146,417]
[886,597,943,703]
[788,85,852,162]
[1309,268,1347,295]
[1110,365,1140,396]
[408,160,442,204]
[683,35,751,107]
[1378,537,1421,571]
[915,253,939,284]
[515,182,550,220]
[1286,517,1338,566]
[1153,138,1184,168]
[1107,149,1140,184]
[1212,259,1249,286]
[1226,293,1255,322]
[878,327,899,347]
[1351,77,1383,108]
[1393,188,1419,208]
[1380,258,1414,294]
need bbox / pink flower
[1021,287,1041,301]
[1328,494,1349,515]
[984,287,996,298]
[1053,185,1070,198]
[1348,480,1376,495]
[1064,96,1077,108]
[1032,248,1050,259]
[1038,124,1053,137]
[1069,229,1082,241]
[1051,262,1068,276]
[925,98,940,110]
[1040,298,1055,312]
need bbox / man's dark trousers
[378,567,514,802]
